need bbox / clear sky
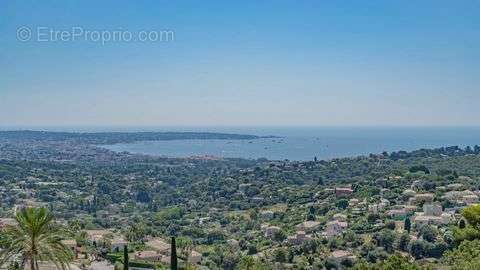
[1,1,479,127]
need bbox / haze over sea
[98,126,480,161]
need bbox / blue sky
[1,1,479,127]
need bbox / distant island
[0,130,276,145]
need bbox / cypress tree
[171,237,178,270]
[404,217,411,233]
[123,245,129,270]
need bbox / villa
[287,231,312,245]
[323,220,348,238]
[296,221,321,233]
[412,202,453,226]
[145,238,170,254]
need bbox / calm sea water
[102,127,480,161]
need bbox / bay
[102,126,480,161]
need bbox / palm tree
[0,207,74,270]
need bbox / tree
[336,199,349,210]
[427,241,447,258]
[442,239,480,269]
[238,256,255,270]
[126,222,146,243]
[0,207,74,270]
[404,217,411,233]
[114,262,124,270]
[374,229,396,253]
[459,219,466,229]
[171,237,178,270]
[317,176,324,185]
[418,225,436,243]
[123,245,129,270]
[353,254,424,270]
[273,248,286,263]
[409,240,427,259]
[308,205,316,216]
[176,237,193,263]
[237,256,270,270]
[452,225,480,245]
[273,230,286,242]
[385,220,396,230]
[462,205,480,228]
[409,165,430,174]
[397,233,410,252]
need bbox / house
[323,220,348,238]
[444,190,473,200]
[296,221,321,233]
[412,214,452,226]
[351,207,364,216]
[387,209,407,220]
[368,204,380,215]
[145,238,170,254]
[335,187,353,197]
[252,196,264,203]
[410,193,435,205]
[227,239,239,249]
[264,226,281,238]
[61,239,77,252]
[447,183,463,191]
[260,210,274,220]
[0,218,16,228]
[388,209,407,219]
[238,183,251,193]
[380,198,390,206]
[85,229,112,243]
[141,238,201,265]
[349,198,360,206]
[404,205,418,215]
[462,195,479,205]
[329,250,356,262]
[443,190,478,205]
[369,202,388,215]
[412,203,453,226]
[189,250,202,264]
[324,188,335,194]
[286,231,312,245]
[423,203,442,216]
[375,178,388,188]
[333,214,347,222]
[135,250,162,262]
[403,189,416,197]
[111,237,128,252]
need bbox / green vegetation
[354,254,427,270]
[2,132,480,269]
[442,239,480,269]
[0,207,73,270]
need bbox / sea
[100,126,480,161]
